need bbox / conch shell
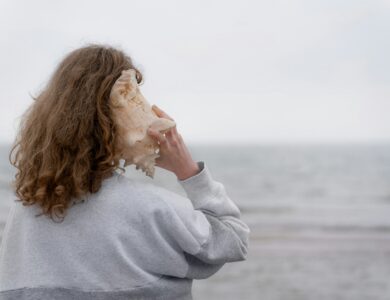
[109,69,176,178]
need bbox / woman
[0,44,250,300]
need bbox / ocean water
[1,143,390,300]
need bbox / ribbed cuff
[177,161,217,209]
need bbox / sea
[1,143,389,300]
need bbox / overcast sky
[0,0,389,145]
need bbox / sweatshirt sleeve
[152,161,250,279]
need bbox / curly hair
[8,43,144,223]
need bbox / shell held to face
[109,69,176,178]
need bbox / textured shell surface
[109,69,176,178]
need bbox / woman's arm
[149,160,250,279]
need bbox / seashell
[109,69,176,178]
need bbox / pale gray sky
[0,0,389,145]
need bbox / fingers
[148,127,183,148]
[170,124,179,136]
[152,105,180,136]
[165,125,181,140]
[150,105,183,143]
[147,128,167,145]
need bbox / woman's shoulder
[110,171,194,216]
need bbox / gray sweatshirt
[0,161,250,300]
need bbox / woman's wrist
[175,161,200,181]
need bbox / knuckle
[171,138,179,147]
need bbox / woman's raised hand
[147,105,200,180]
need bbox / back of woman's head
[9,43,143,222]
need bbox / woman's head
[9,43,143,222]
